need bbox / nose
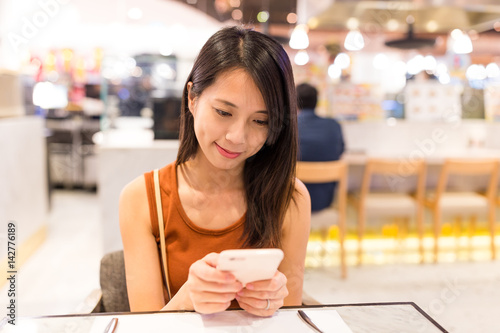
[225,120,246,145]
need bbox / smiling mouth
[215,143,242,159]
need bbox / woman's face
[187,68,269,171]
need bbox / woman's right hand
[185,252,243,314]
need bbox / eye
[215,109,231,117]
[254,119,269,126]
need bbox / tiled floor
[2,190,500,332]
[1,190,103,317]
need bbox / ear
[187,82,195,114]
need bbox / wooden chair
[357,159,427,264]
[424,159,499,262]
[296,160,348,279]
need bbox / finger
[188,273,243,293]
[236,295,269,310]
[236,284,288,300]
[237,297,281,317]
[243,271,287,293]
[190,257,238,285]
[201,252,220,268]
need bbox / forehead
[202,69,266,109]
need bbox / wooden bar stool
[356,159,427,264]
[424,158,499,262]
[296,160,348,279]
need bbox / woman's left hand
[235,270,288,316]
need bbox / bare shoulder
[291,178,311,210]
[282,178,311,232]
[121,174,147,199]
[119,175,150,231]
[279,178,311,306]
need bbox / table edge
[9,301,448,332]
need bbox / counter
[0,116,48,281]
[97,136,178,253]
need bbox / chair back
[435,158,499,202]
[296,160,348,211]
[360,158,427,204]
[98,250,130,313]
[296,160,348,278]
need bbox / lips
[215,143,242,159]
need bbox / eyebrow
[215,99,268,114]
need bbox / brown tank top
[144,162,246,302]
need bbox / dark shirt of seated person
[297,83,345,212]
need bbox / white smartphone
[217,248,284,285]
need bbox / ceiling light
[451,30,473,54]
[328,64,341,79]
[308,17,319,29]
[426,20,438,33]
[229,0,240,7]
[232,9,243,21]
[466,64,487,81]
[438,73,450,84]
[287,13,297,24]
[346,17,359,30]
[407,55,424,75]
[385,16,435,49]
[423,55,437,71]
[257,11,269,23]
[387,19,399,32]
[294,50,309,66]
[289,24,309,50]
[334,53,350,69]
[486,63,500,78]
[451,29,463,40]
[344,30,364,51]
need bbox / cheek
[249,128,269,149]
[191,110,206,142]
[193,110,220,141]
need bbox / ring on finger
[264,299,271,311]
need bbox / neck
[181,153,244,193]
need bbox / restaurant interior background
[1,0,500,332]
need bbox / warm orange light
[287,13,297,24]
[94,48,103,71]
[75,57,86,82]
[45,52,56,71]
[62,48,73,61]
[232,9,243,21]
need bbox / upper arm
[279,179,311,306]
[119,175,165,311]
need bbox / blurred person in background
[297,83,345,212]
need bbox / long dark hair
[176,26,297,248]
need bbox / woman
[119,26,310,317]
